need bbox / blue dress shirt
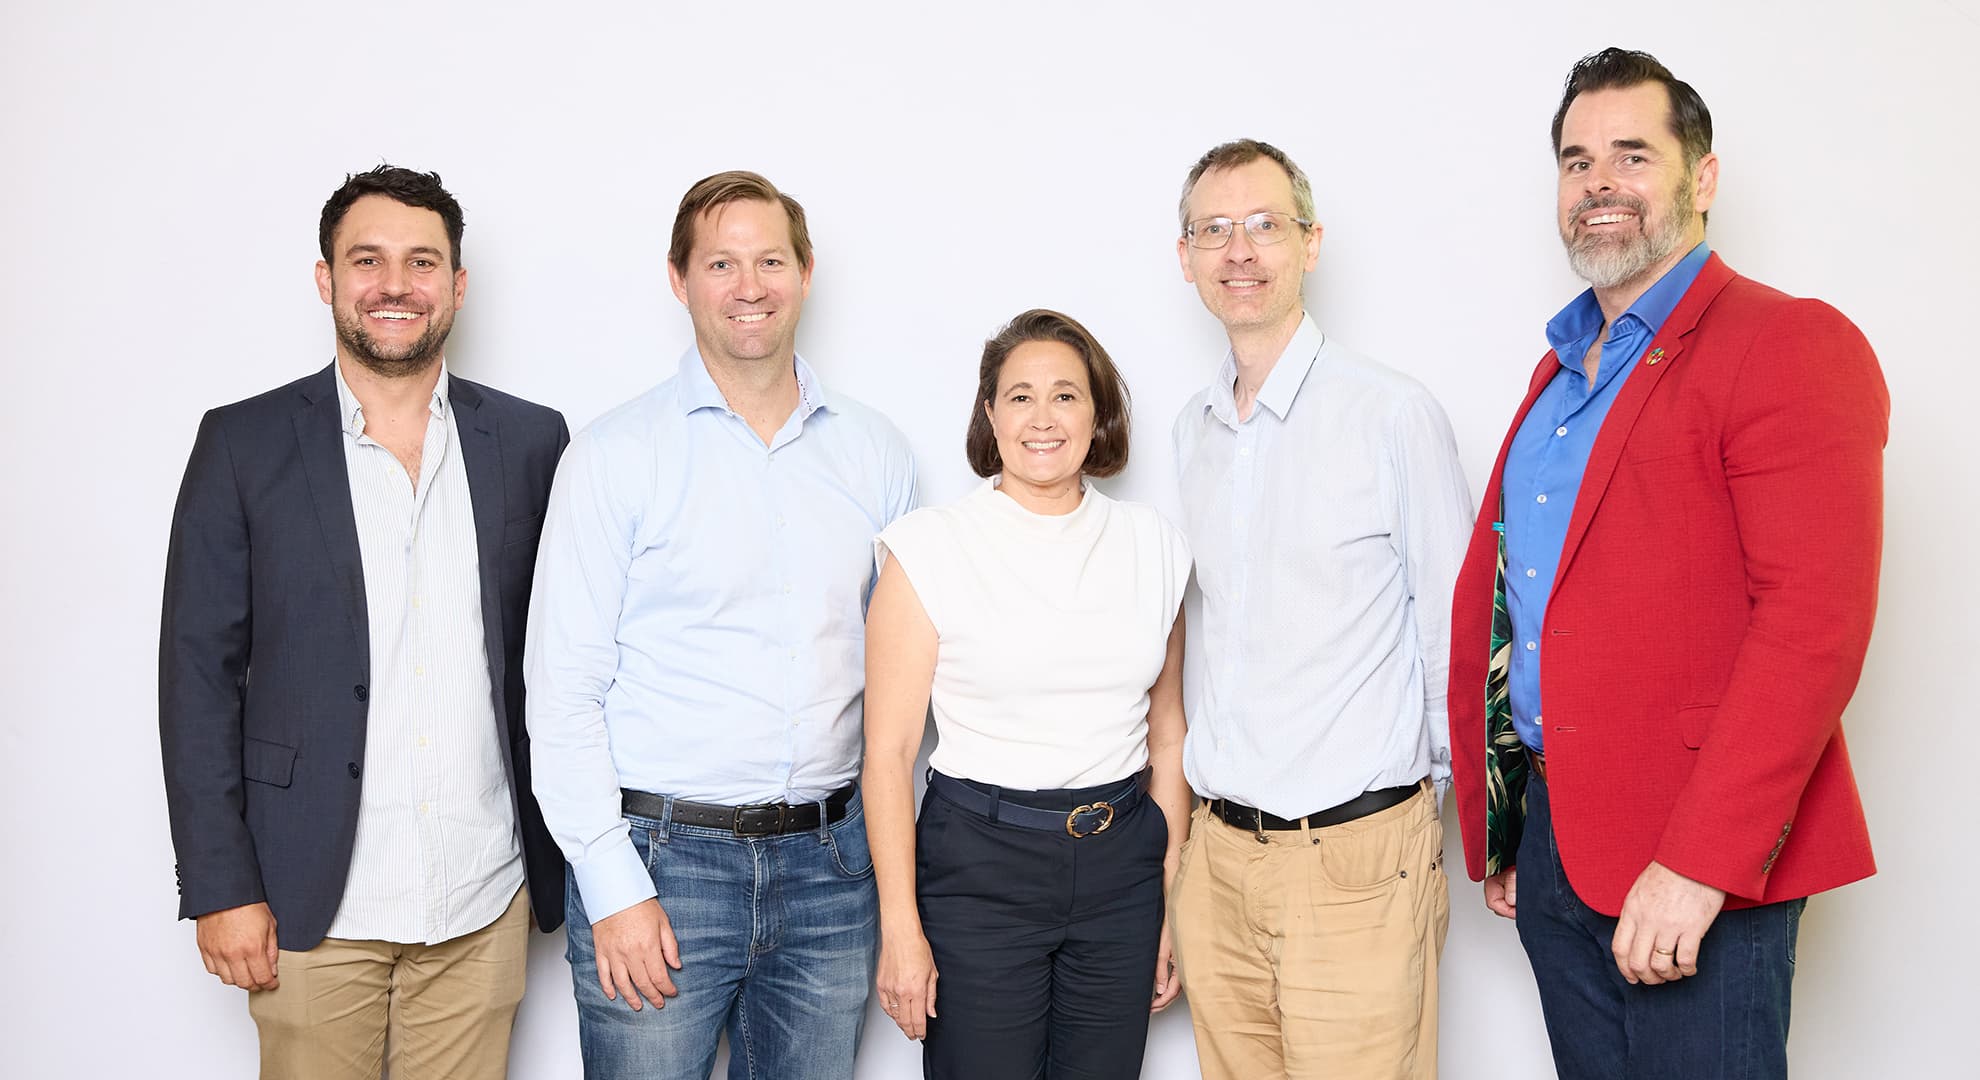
[525,349,917,920]
[1503,243,1709,752]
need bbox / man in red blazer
[1447,48,1885,1079]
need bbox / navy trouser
[1516,770,1805,1080]
[916,775,1167,1080]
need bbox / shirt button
[1526,641,1537,651]
[353,684,368,702]
[1525,568,1537,578]
[348,762,362,779]
[417,736,429,748]
[1555,426,1568,437]
[1536,494,1548,504]
[783,584,793,594]
[412,596,422,608]
[414,665,426,677]
[419,802,430,815]
[1239,447,1251,456]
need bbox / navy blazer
[160,363,569,950]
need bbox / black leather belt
[928,771,1141,839]
[621,784,856,836]
[1209,783,1418,832]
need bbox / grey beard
[1562,188,1694,290]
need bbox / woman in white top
[862,309,1192,1079]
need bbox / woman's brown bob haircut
[965,309,1133,480]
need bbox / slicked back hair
[966,309,1132,480]
[1551,47,1714,167]
[319,165,465,268]
[668,170,814,274]
[1177,139,1316,234]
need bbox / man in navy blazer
[160,165,567,1080]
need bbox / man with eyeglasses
[1166,139,1473,1079]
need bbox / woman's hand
[1150,916,1182,1012]
[876,931,940,1040]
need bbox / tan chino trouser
[247,885,531,1080]
[1171,783,1450,1080]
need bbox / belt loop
[655,795,675,844]
[1253,807,1267,845]
[1298,814,1317,846]
[815,793,831,843]
[987,783,1004,825]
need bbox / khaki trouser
[247,886,530,1080]
[1171,783,1449,1080]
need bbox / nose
[736,263,767,301]
[1224,225,1260,262]
[380,259,413,297]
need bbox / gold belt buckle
[1065,801,1116,838]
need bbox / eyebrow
[1004,379,1082,391]
[343,243,447,260]
[1559,138,1654,162]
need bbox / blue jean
[1515,771,1805,1080]
[564,792,880,1080]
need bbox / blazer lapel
[451,378,510,700]
[294,363,369,653]
[1551,254,1737,589]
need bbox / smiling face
[315,194,465,377]
[668,198,813,369]
[1556,82,1718,295]
[1178,156,1321,340]
[986,339,1096,505]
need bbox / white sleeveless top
[875,478,1192,790]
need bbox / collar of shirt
[676,346,834,427]
[1203,313,1325,428]
[333,358,450,440]
[1543,242,1711,387]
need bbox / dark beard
[332,305,451,379]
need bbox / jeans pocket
[826,809,875,879]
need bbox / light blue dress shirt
[525,349,916,921]
[1503,243,1709,752]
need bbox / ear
[800,254,814,299]
[1690,152,1720,216]
[1178,234,1195,284]
[1301,221,1324,273]
[315,260,334,305]
[668,260,690,306]
[452,266,468,311]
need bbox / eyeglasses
[1183,211,1312,249]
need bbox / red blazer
[1448,254,1886,916]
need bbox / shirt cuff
[571,833,659,923]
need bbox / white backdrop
[4,1,1975,1077]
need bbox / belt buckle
[1065,801,1115,838]
[734,803,786,837]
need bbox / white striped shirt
[1173,316,1474,819]
[325,361,522,944]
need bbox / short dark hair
[1177,138,1316,233]
[965,309,1132,480]
[1551,48,1713,167]
[668,171,814,274]
[319,165,465,268]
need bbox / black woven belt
[1209,783,1418,832]
[621,783,856,836]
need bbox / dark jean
[564,791,879,1080]
[916,774,1167,1080]
[1516,770,1805,1080]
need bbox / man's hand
[1612,860,1726,985]
[876,931,939,1040]
[592,898,682,1010]
[196,902,280,990]
[1150,918,1181,1012]
[1483,866,1518,920]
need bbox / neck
[1589,238,1700,326]
[337,352,442,417]
[998,473,1084,516]
[1227,308,1305,418]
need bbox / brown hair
[667,170,814,273]
[965,309,1132,479]
[1177,139,1316,233]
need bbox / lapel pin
[1646,347,1666,366]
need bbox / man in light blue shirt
[526,171,916,1080]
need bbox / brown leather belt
[1529,751,1548,782]
[1209,783,1419,832]
[621,784,856,836]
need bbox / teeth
[370,311,420,320]
[1585,213,1634,226]
[1226,279,1263,287]
[1022,441,1064,451]
[731,313,769,323]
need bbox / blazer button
[348,762,362,779]
[353,684,368,702]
